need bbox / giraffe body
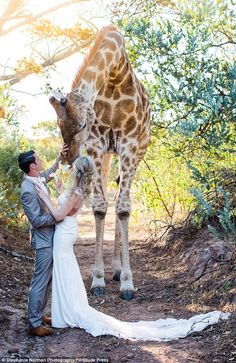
[50,25,150,300]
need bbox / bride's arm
[36,186,82,221]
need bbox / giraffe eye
[60,98,67,106]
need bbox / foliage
[0,83,64,226]
[15,57,42,75]
[189,165,236,240]
[133,131,194,226]
[109,0,236,233]
[30,19,93,41]
[0,85,22,127]
[0,1,97,85]
[0,141,24,223]
[0,86,27,225]
[32,120,61,138]
[116,2,236,154]
[207,191,236,240]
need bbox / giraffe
[49,24,150,300]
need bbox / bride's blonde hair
[69,156,95,201]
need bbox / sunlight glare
[0,0,111,136]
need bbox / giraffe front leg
[116,204,135,300]
[90,153,111,297]
[116,164,137,300]
[91,207,106,297]
[112,215,121,281]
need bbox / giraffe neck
[73,29,127,105]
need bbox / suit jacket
[21,159,60,249]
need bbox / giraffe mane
[71,24,118,90]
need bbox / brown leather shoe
[42,315,52,326]
[29,325,52,337]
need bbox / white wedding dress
[51,193,230,341]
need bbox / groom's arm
[21,191,56,228]
[40,155,62,183]
[41,143,69,183]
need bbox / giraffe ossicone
[50,24,150,300]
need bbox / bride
[36,156,230,341]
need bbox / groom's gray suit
[21,159,60,328]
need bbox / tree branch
[0,0,89,36]
[0,0,26,31]
[0,38,93,85]
[211,41,236,47]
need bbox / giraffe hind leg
[118,213,135,300]
[115,155,140,300]
[90,213,106,297]
[112,214,121,281]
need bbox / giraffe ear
[73,84,93,104]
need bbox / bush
[189,167,236,240]
[0,140,25,225]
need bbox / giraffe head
[49,90,95,164]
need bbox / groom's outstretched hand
[59,143,69,159]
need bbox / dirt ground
[0,203,235,363]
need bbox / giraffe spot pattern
[104,85,114,99]
[110,71,124,86]
[120,74,135,96]
[93,52,103,65]
[103,39,117,51]
[98,58,105,70]
[100,136,106,145]
[83,70,96,82]
[123,156,130,167]
[109,32,123,47]
[94,100,111,125]
[113,89,121,100]
[125,116,137,134]
[112,109,127,129]
[96,74,104,90]
[116,99,135,114]
[105,52,113,65]
[98,125,109,135]
[129,124,141,138]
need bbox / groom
[18,144,68,337]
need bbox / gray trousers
[28,247,53,328]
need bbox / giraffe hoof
[120,290,134,301]
[112,272,121,281]
[91,287,105,297]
